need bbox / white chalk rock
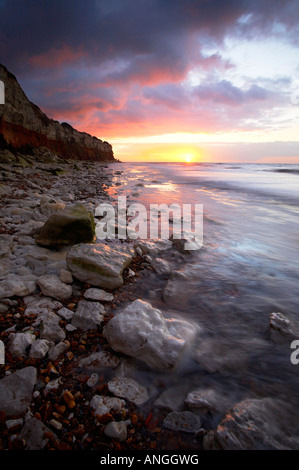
[37,274,72,300]
[79,350,120,369]
[71,299,105,331]
[9,332,36,358]
[108,377,149,406]
[104,420,130,441]
[84,288,114,302]
[29,339,50,359]
[66,242,134,289]
[90,395,126,418]
[103,299,197,370]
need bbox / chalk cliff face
[0,64,115,161]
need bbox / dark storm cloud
[1,0,298,75]
[0,0,298,137]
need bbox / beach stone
[154,384,191,411]
[0,234,13,258]
[79,350,120,369]
[18,417,57,450]
[203,398,298,450]
[171,231,202,253]
[149,257,171,275]
[59,268,73,284]
[9,332,36,358]
[108,377,149,406]
[103,299,197,370]
[35,203,96,247]
[87,373,99,387]
[48,341,69,361]
[83,288,114,302]
[44,378,61,394]
[162,264,199,307]
[29,339,50,359]
[90,395,126,419]
[0,274,36,299]
[37,274,72,300]
[163,411,202,433]
[6,418,23,430]
[39,312,66,342]
[57,307,74,321]
[134,239,172,256]
[71,299,105,331]
[24,296,63,316]
[66,242,134,289]
[0,367,37,416]
[104,420,129,441]
[184,389,220,413]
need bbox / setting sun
[184,153,193,163]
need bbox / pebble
[83,288,114,302]
[63,390,76,409]
[50,419,63,431]
[87,373,99,388]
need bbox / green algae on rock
[66,242,134,289]
[35,203,96,247]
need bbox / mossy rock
[0,150,16,163]
[35,204,96,247]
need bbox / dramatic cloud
[0,0,298,152]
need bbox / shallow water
[102,162,299,433]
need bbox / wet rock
[9,332,36,358]
[270,312,298,339]
[170,230,202,253]
[90,395,126,419]
[79,350,120,369]
[184,389,220,413]
[66,242,134,289]
[163,411,202,433]
[104,420,130,441]
[149,257,171,276]
[0,367,37,416]
[154,384,191,411]
[37,274,72,300]
[134,239,172,256]
[71,299,105,331]
[103,299,197,370]
[18,417,57,450]
[35,203,96,247]
[108,377,149,406]
[83,287,114,302]
[194,338,248,374]
[203,398,299,450]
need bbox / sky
[0,0,299,162]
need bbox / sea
[103,161,299,441]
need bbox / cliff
[0,64,115,162]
